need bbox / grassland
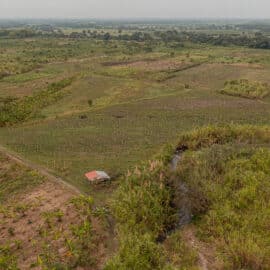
[0,24,270,269]
[106,125,270,270]
[0,37,270,196]
[174,125,270,269]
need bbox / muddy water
[171,149,192,228]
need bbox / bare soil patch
[104,59,191,71]
[0,181,111,269]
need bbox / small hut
[85,170,110,183]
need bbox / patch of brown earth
[0,181,111,269]
[104,59,191,71]
[226,63,263,69]
[182,226,224,270]
[125,59,190,71]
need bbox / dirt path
[0,144,82,195]
[182,226,213,270]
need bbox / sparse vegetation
[0,245,18,270]
[0,77,74,126]
[0,155,44,203]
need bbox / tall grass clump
[177,124,270,151]
[105,159,177,270]
[219,79,270,99]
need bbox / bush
[87,99,93,107]
[219,79,270,99]
[111,161,176,238]
[177,124,270,151]
[108,125,270,269]
[106,159,176,269]
[105,233,168,270]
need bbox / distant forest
[0,19,270,49]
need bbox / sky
[1,0,270,19]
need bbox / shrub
[87,99,93,107]
[219,79,270,99]
[105,233,168,270]
[164,231,199,269]
[111,161,176,238]
[106,159,176,269]
[177,124,270,151]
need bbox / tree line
[1,28,269,49]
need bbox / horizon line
[1,17,270,21]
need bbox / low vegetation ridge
[0,77,74,126]
[220,79,270,99]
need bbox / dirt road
[0,144,82,195]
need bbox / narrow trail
[0,144,82,195]
[182,227,210,270]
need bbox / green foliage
[87,99,93,107]
[36,245,70,270]
[0,160,44,203]
[174,125,270,269]
[0,245,18,270]
[42,209,64,228]
[106,160,176,269]
[220,79,270,99]
[165,232,199,270]
[112,161,176,238]
[70,195,93,217]
[177,124,270,151]
[105,233,169,270]
[37,196,97,269]
[66,196,96,267]
[0,77,74,126]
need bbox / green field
[1,36,270,196]
[1,19,270,269]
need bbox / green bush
[106,159,176,269]
[112,161,176,238]
[177,124,270,151]
[105,233,169,270]
[164,231,199,270]
[108,125,270,269]
[219,79,270,99]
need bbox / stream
[170,146,192,228]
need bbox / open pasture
[0,37,270,195]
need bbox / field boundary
[0,144,82,195]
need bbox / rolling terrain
[0,20,270,269]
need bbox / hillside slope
[106,125,270,270]
[0,153,113,270]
